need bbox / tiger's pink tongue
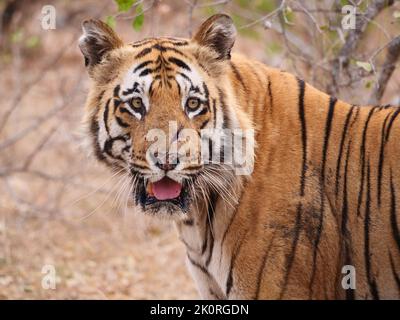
[151,177,182,200]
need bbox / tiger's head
[79,15,251,219]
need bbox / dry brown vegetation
[0,0,399,299]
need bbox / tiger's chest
[176,207,234,299]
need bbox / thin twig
[369,36,400,104]
[239,0,286,29]
[329,0,395,95]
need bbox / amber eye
[130,97,144,110]
[186,97,200,110]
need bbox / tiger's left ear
[79,19,123,70]
[193,14,236,60]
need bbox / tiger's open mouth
[135,176,191,213]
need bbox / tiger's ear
[79,19,123,69]
[193,14,236,60]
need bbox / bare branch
[329,0,394,95]
[369,36,400,104]
[239,0,286,29]
[0,75,83,151]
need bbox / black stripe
[230,62,247,92]
[187,254,210,277]
[139,68,152,77]
[357,107,377,216]
[131,163,149,170]
[180,237,198,253]
[152,44,188,57]
[149,80,157,97]
[115,115,129,128]
[218,88,230,129]
[321,97,337,182]
[97,90,105,104]
[122,145,130,154]
[114,99,121,109]
[280,203,302,299]
[341,140,355,300]
[385,107,400,142]
[297,78,307,196]
[254,233,276,299]
[90,110,105,161]
[318,96,337,196]
[119,106,136,118]
[133,60,152,73]
[390,172,400,252]
[205,192,218,267]
[218,186,248,268]
[212,99,217,128]
[161,38,189,46]
[113,85,120,98]
[364,162,380,299]
[103,99,111,134]
[122,82,139,96]
[208,288,221,299]
[226,229,249,297]
[389,252,400,293]
[200,119,210,129]
[135,47,152,59]
[267,76,273,112]
[194,107,208,117]
[335,106,355,196]
[203,83,210,107]
[131,39,155,48]
[201,222,208,255]
[377,111,392,206]
[183,218,194,226]
[103,136,128,161]
[168,57,191,70]
[309,96,337,297]
[178,72,194,87]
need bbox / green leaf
[25,35,40,48]
[132,4,144,31]
[365,80,373,89]
[115,0,134,12]
[105,15,116,29]
[320,25,329,32]
[283,5,295,24]
[11,29,23,43]
[394,11,400,19]
[356,61,372,73]
[266,42,282,55]
[256,0,274,12]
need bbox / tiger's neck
[175,174,245,299]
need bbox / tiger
[78,14,400,299]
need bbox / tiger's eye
[130,97,143,110]
[186,98,200,110]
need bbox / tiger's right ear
[79,19,123,69]
[193,14,236,60]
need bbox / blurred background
[0,0,399,299]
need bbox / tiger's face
[79,15,240,219]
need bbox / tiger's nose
[155,159,179,171]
